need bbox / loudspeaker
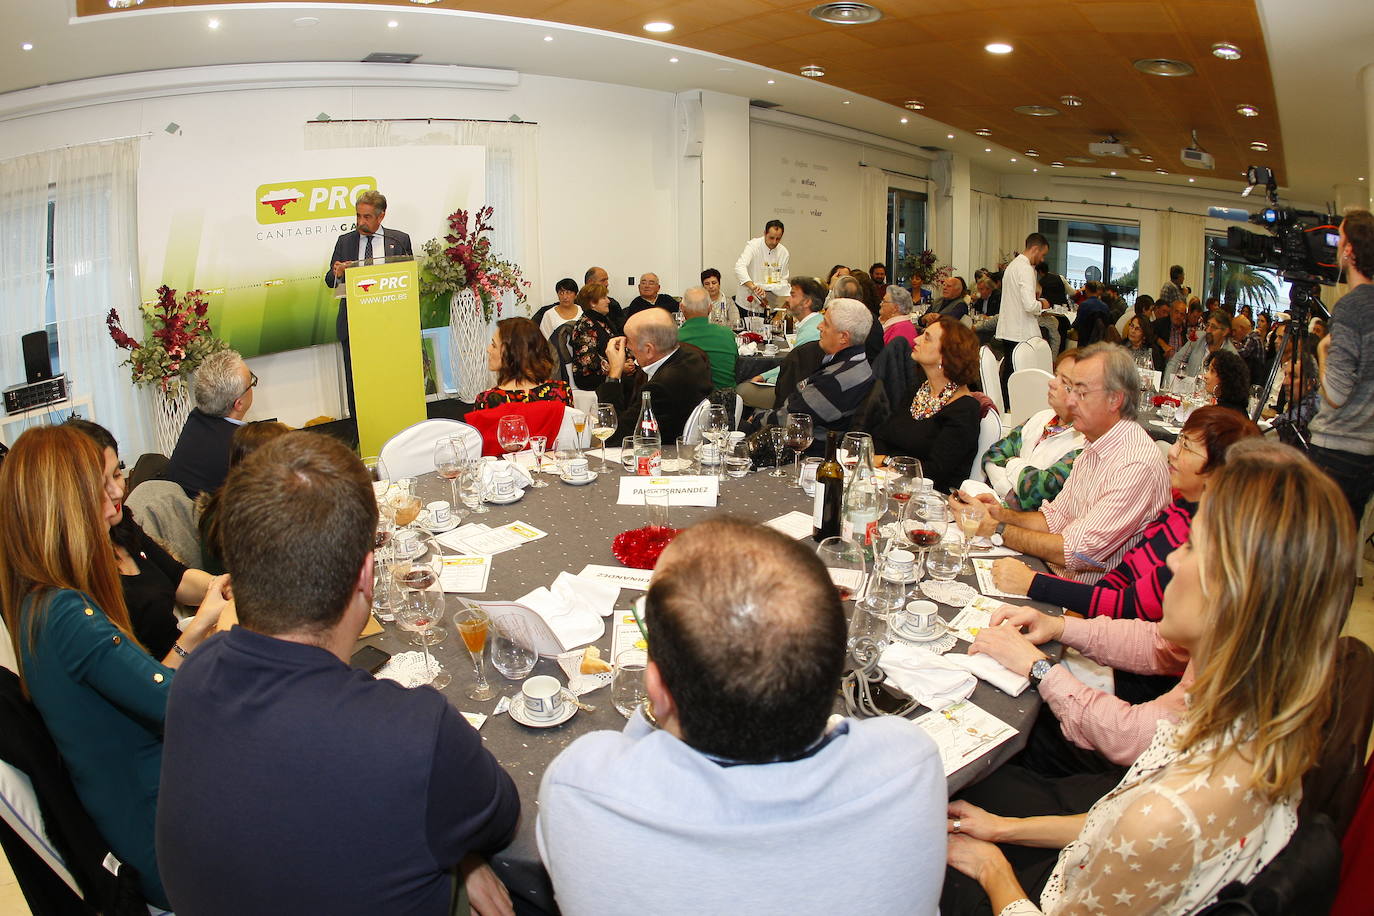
[677,92,704,159]
[21,331,51,384]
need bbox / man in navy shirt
[157,432,519,915]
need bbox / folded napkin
[878,643,976,710]
[513,585,606,652]
[959,479,997,501]
[738,341,758,356]
[941,652,1030,697]
[480,456,533,490]
[550,571,620,619]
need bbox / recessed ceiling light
[293,16,319,27]
[985,42,1013,55]
[643,22,674,33]
[669,57,679,63]
[801,64,825,77]
[1032,168,1039,172]
[900,117,909,124]
[947,134,955,140]
[767,79,775,85]
[1156,168,1170,175]
[543,35,553,41]
[1109,170,1117,176]
[1134,58,1194,77]
[1249,140,1268,152]
[1188,177,1195,182]
[1359,177,1366,182]
[408,0,442,4]
[1059,95,1084,108]
[20,41,33,50]
[1236,104,1260,117]
[1050,161,1066,168]
[1024,149,1040,157]
[984,148,992,153]
[904,100,925,110]
[207,17,220,29]
[1138,155,1154,163]
[1014,105,1059,117]
[108,0,144,7]
[809,3,884,25]
[387,20,399,28]
[1211,42,1242,60]
[1010,158,1018,163]
[842,100,850,104]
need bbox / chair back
[1006,368,1052,427]
[1027,336,1053,371]
[1195,814,1341,915]
[1300,636,1374,837]
[848,380,891,435]
[550,323,577,384]
[379,419,481,478]
[968,410,1003,483]
[462,402,566,457]
[678,398,714,446]
[978,347,1005,415]
[124,480,202,568]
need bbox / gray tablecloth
[361,463,1063,914]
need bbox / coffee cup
[565,457,590,480]
[903,600,941,638]
[425,500,451,527]
[490,464,516,498]
[393,528,422,557]
[763,343,778,356]
[521,675,564,720]
[885,550,917,581]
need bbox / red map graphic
[356,279,377,292]
[259,188,304,216]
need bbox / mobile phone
[349,645,391,675]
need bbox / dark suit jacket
[162,409,239,498]
[596,344,712,446]
[1153,315,1186,355]
[623,295,680,321]
[324,228,413,342]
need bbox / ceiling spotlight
[904,100,925,110]
[1010,158,1018,163]
[669,57,679,63]
[947,134,955,140]
[408,0,443,4]
[1155,168,1169,175]
[387,20,399,28]
[809,3,884,25]
[1109,171,1117,176]
[207,17,220,29]
[984,148,992,153]
[1133,58,1194,77]
[1059,94,1084,108]
[1211,42,1242,60]
[108,0,144,7]
[1236,104,1260,117]
[801,64,825,77]
[767,79,775,85]
[1138,155,1154,163]
[985,42,1013,55]
[1359,177,1366,182]
[20,41,33,50]
[900,117,909,124]
[1014,105,1059,117]
[1032,168,1039,172]
[543,35,553,41]
[974,128,992,137]
[1024,149,1040,157]
[842,100,851,105]
[1249,140,1268,152]
[1189,177,1196,182]
[643,22,674,33]
[1050,161,1066,168]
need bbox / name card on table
[616,476,719,508]
[578,564,654,591]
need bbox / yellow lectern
[343,258,427,456]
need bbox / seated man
[1164,308,1237,382]
[584,265,625,333]
[623,272,678,320]
[920,275,969,326]
[756,298,875,454]
[675,285,737,392]
[538,517,946,916]
[1152,296,1188,362]
[956,343,1170,582]
[162,348,256,498]
[739,276,827,410]
[157,432,519,915]
[598,308,712,445]
[1071,281,1110,342]
[983,352,1085,510]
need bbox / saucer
[418,515,459,534]
[508,689,578,728]
[559,471,598,486]
[485,489,525,506]
[392,539,428,560]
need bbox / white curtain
[51,139,151,455]
[969,192,1001,273]
[0,151,49,396]
[999,199,1039,265]
[858,165,887,269]
[1158,211,1206,301]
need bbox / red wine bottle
[812,431,844,542]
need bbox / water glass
[612,649,648,718]
[926,543,963,581]
[490,617,538,680]
[725,441,752,478]
[798,456,821,494]
[460,460,489,515]
[817,537,866,603]
[644,488,670,530]
[527,435,550,488]
[620,437,640,473]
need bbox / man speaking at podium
[324,189,412,418]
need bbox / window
[887,189,928,285]
[1201,233,1288,317]
[43,193,61,373]
[1038,218,1141,301]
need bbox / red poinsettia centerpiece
[418,205,530,323]
[106,286,227,400]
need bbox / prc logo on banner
[255,177,377,225]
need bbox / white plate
[485,489,525,506]
[559,470,599,486]
[508,689,578,728]
[391,538,428,560]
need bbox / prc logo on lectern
[255,177,377,225]
[355,278,378,293]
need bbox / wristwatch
[1028,657,1054,690]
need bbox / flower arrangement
[419,205,530,322]
[739,331,766,346]
[106,286,227,400]
[899,248,953,284]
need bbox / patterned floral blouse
[570,312,634,391]
[474,380,572,410]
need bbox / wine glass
[434,439,465,510]
[817,536,866,603]
[390,479,422,529]
[453,603,496,701]
[527,435,550,488]
[885,457,923,516]
[363,456,390,498]
[783,413,814,486]
[592,403,618,472]
[954,502,986,575]
[396,591,450,689]
[840,432,868,473]
[497,415,530,461]
[460,458,489,515]
[703,405,730,447]
[903,495,947,570]
[768,426,788,477]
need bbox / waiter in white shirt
[996,231,1051,402]
[733,220,790,319]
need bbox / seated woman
[66,418,229,659]
[196,419,292,575]
[0,426,229,908]
[1122,313,1164,374]
[879,284,917,346]
[982,353,1084,511]
[569,282,631,391]
[475,317,573,409]
[943,439,1356,915]
[1204,348,1251,415]
[870,317,982,493]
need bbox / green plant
[106,286,227,400]
[418,206,529,323]
[898,249,953,284]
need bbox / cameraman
[1310,208,1374,523]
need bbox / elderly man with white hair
[598,308,712,445]
[757,298,875,455]
[880,285,918,346]
[163,349,258,498]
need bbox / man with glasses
[953,343,1169,583]
[1163,309,1237,382]
[163,349,259,498]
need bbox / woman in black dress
[870,317,983,492]
[570,282,633,390]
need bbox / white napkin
[738,341,758,356]
[551,571,620,618]
[941,652,1030,697]
[482,456,533,490]
[513,586,606,651]
[878,643,977,710]
[959,479,997,500]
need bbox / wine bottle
[812,430,844,542]
[634,391,661,476]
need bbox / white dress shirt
[733,237,791,310]
[996,253,1041,343]
[355,228,386,264]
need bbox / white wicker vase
[150,385,192,457]
[449,288,490,402]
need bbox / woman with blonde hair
[0,426,229,908]
[942,438,1357,914]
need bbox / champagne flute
[570,409,589,450]
[768,426,788,477]
[434,439,464,509]
[592,403,618,472]
[453,603,496,701]
[527,435,550,488]
[497,415,531,461]
[954,502,985,575]
[783,413,814,486]
[397,592,450,689]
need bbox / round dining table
[358,456,1066,914]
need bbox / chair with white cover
[678,398,714,446]
[978,347,1005,416]
[1006,368,1052,427]
[380,419,480,479]
[968,410,1004,483]
[1013,337,1053,374]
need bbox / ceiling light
[767,79,775,85]
[900,117,909,124]
[1156,168,1169,175]
[1249,140,1268,152]
[543,35,553,41]
[1188,177,1195,182]
[985,42,1013,55]
[904,100,925,110]
[1033,168,1039,172]
[1109,171,1117,176]
[669,57,679,63]
[1138,155,1154,163]
[809,3,883,25]
[1014,105,1059,117]
[108,0,144,7]
[643,22,674,33]
[947,134,955,140]
[293,16,319,27]
[1359,177,1366,182]
[984,148,992,153]
[1024,149,1040,157]
[408,0,443,4]
[1050,161,1066,168]
[1133,58,1194,77]
[801,64,825,77]
[387,20,399,28]
[1059,95,1084,108]
[842,100,850,105]
[1236,104,1260,117]
[974,128,992,137]
[1010,158,1018,163]
[1211,42,1242,60]
[207,18,220,29]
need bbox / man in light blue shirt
[738,276,826,408]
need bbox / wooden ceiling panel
[1074,2,1178,34]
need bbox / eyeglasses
[1064,383,1107,400]
[1177,436,1207,460]
[239,371,259,399]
